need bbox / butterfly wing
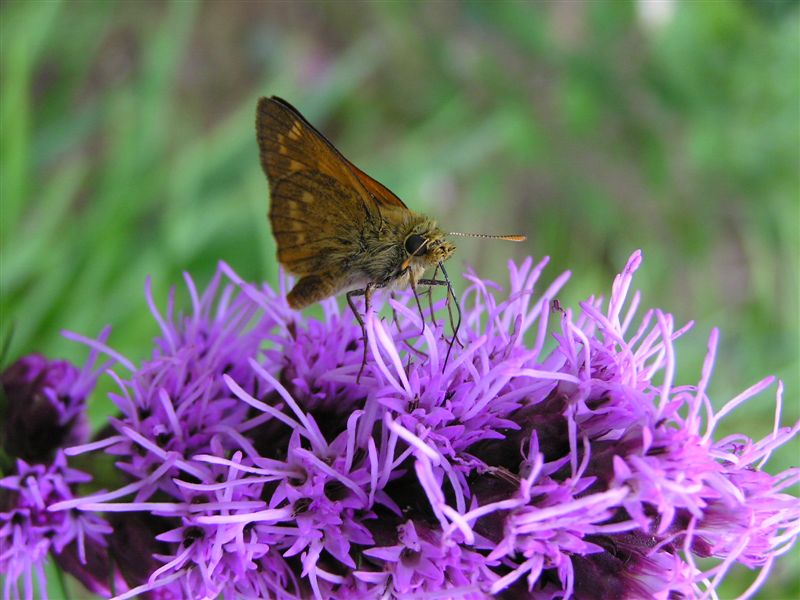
[256,98,366,273]
[257,97,413,307]
[257,97,408,216]
[345,160,408,210]
[257,98,368,203]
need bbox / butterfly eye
[404,234,427,256]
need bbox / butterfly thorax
[349,208,454,291]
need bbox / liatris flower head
[0,347,108,464]
[0,339,115,599]
[49,252,798,599]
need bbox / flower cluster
[47,252,800,598]
[1,350,113,598]
[5,251,799,599]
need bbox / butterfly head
[402,219,455,273]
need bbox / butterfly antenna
[448,232,526,242]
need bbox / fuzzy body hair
[347,205,455,290]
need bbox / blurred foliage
[1,0,798,597]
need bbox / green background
[1,1,798,597]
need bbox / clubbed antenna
[447,232,526,242]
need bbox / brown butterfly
[255,96,523,380]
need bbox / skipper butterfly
[256,97,524,380]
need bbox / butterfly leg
[389,290,428,360]
[437,263,464,352]
[346,289,368,383]
[347,282,381,383]
[426,264,440,327]
[417,276,462,371]
[407,272,427,337]
[389,291,402,332]
[444,291,464,349]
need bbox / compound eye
[404,234,427,256]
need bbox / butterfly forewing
[256,97,403,308]
[345,159,408,210]
[257,98,364,196]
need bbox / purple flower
[0,348,106,463]
[0,341,113,599]
[54,253,799,599]
[0,452,112,599]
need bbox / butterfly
[255,97,523,380]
